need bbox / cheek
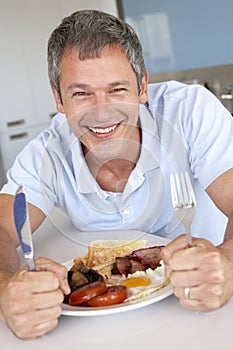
[65,113,83,139]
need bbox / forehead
[59,45,137,85]
[60,45,133,72]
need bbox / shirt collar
[137,104,160,172]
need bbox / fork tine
[180,172,189,206]
[170,172,195,207]
[184,171,196,206]
[170,173,179,207]
[175,172,183,206]
[170,171,196,247]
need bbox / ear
[139,70,149,104]
[51,85,65,114]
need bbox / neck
[82,126,141,192]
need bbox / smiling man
[55,45,146,189]
[1,9,233,339]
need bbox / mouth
[88,124,119,135]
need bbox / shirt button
[123,208,131,215]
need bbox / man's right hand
[0,257,70,340]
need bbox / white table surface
[1,208,233,349]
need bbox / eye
[110,88,127,94]
[73,91,89,97]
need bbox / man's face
[52,45,148,158]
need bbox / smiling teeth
[89,125,117,134]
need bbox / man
[1,9,233,339]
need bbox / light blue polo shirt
[2,81,233,245]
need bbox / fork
[170,171,196,246]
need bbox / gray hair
[47,9,146,101]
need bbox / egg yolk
[121,276,151,288]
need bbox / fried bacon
[111,245,164,277]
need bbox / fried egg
[107,261,167,301]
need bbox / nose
[92,92,111,107]
[86,93,114,124]
[89,103,117,125]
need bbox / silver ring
[184,287,190,300]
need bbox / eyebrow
[66,81,131,92]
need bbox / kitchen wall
[150,64,233,113]
[118,0,233,112]
[0,0,118,188]
[119,0,233,74]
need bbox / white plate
[61,249,173,316]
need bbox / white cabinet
[0,0,118,179]
[0,1,59,132]
[0,124,49,175]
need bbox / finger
[193,238,215,250]
[174,285,224,311]
[12,306,61,340]
[161,234,189,278]
[34,257,70,294]
[33,318,59,338]
[33,289,64,309]
[8,288,64,316]
[175,253,223,276]
[168,246,203,270]
[18,269,60,293]
[175,286,203,310]
[170,269,202,288]
[173,285,201,301]
[167,242,220,272]
[18,319,59,340]
[200,251,223,272]
[161,234,188,263]
[161,236,214,265]
[173,284,216,301]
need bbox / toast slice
[73,239,146,274]
[87,239,146,268]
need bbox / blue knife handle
[14,193,31,253]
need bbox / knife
[13,185,35,270]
